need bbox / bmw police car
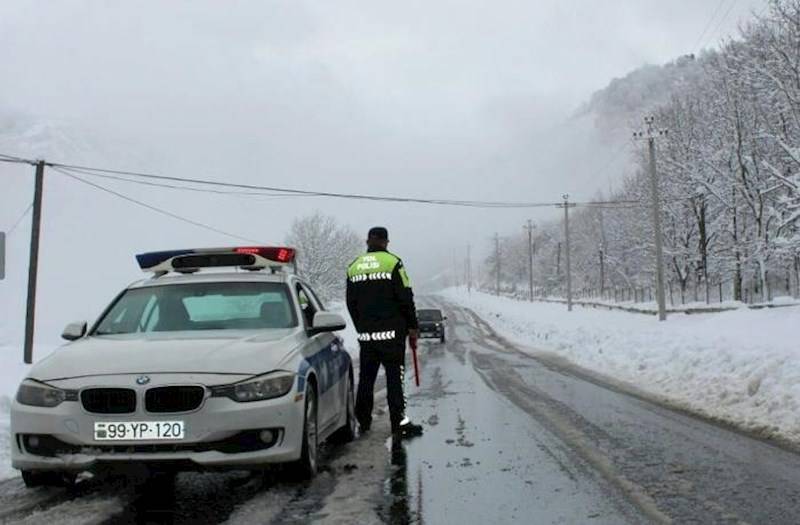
[10,247,356,487]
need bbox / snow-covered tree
[480,0,800,303]
[285,212,361,302]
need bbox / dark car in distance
[417,308,447,343]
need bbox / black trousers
[355,340,407,431]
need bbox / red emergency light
[234,246,296,263]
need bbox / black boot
[394,421,423,439]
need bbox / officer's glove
[408,329,419,351]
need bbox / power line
[58,165,323,200]
[693,0,729,51]
[5,202,33,235]
[0,157,34,165]
[50,167,265,244]
[702,0,739,49]
[48,161,634,209]
[3,151,651,209]
[0,152,28,161]
[49,163,560,208]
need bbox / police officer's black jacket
[346,249,418,340]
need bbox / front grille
[19,430,281,456]
[145,386,205,413]
[81,388,136,414]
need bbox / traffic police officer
[346,227,423,438]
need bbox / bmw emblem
[136,375,151,385]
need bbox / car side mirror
[62,321,88,341]
[443,316,448,321]
[310,312,346,334]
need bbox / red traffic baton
[410,337,421,387]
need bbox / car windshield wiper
[94,330,125,336]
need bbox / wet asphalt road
[395,300,800,524]
[5,299,800,523]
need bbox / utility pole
[557,194,576,312]
[599,248,606,297]
[452,251,459,288]
[466,243,472,295]
[494,233,501,296]
[556,242,561,276]
[24,160,46,364]
[634,116,668,321]
[524,220,535,301]
[0,231,5,281]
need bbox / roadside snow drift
[442,288,800,445]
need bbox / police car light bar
[136,247,297,274]
[233,246,295,263]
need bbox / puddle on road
[378,441,423,525]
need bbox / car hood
[30,329,302,381]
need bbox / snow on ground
[442,287,800,445]
[0,409,13,481]
[503,293,800,314]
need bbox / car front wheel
[330,371,356,443]
[290,385,318,480]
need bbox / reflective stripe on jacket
[345,250,418,340]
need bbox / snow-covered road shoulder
[441,288,800,446]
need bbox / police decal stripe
[357,330,397,342]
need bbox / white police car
[10,247,355,487]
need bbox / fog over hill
[0,1,764,354]
[0,53,702,348]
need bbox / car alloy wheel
[289,384,319,481]
[331,372,357,443]
[346,374,356,437]
[305,388,318,473]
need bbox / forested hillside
[486,0,800,304]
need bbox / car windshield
[418,309,443,322]
[93,282,297,334]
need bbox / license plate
[94,421,185,441]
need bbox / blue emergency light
[135,249,195,270]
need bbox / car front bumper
[418,324,444,339]
[11,387,306,473]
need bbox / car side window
[305,285,326,312]
[296,284,318,327]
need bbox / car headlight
[16,380,68,408]
[212,372,295,402]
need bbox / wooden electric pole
[24,160,46,364]
[466,243,472,295]
[557,195,576,312]
[524,220,535,301]
[494,233,501,296]
[634,116,668,321]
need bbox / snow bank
[0,415,13,481]
[442,288,800,444]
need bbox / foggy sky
[0,0,765,345]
